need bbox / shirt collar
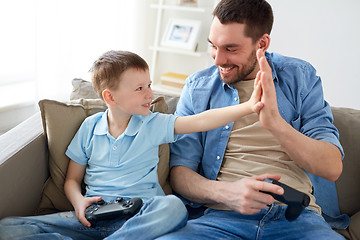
[265,51,279,82]
[94,110,109,135]
[93,110,144,137]
[124,114,143,136]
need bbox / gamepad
[261,178,310,221]
[85,197,143,226]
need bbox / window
[0,0,36,108]
[0,0,141,108]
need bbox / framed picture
[179,0,198,6]
[161,18,201,51]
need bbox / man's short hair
[213,0,273,43]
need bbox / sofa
[0,79,359,239]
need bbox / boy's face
[110,68,153,116]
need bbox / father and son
[0,0,346,239]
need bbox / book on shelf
[160,72,188,88]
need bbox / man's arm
[170,166,284,215]
[256,49,342,181]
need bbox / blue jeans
[156,204,345,240]
[0,195,187,240]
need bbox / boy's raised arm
[174,80,263,135]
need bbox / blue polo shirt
[66,110,177,202]
[170,51,348,228]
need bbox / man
[157,0,345,239]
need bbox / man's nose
[213,49,226,66]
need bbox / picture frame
[161,18,201,52]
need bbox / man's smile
[219,65,236,75]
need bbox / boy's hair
[213,0,273,43]
[90,50,149,99]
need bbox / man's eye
[226,48,236,52]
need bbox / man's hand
[217,174,284,214]
[255,49,284,131]
[73,196,102,227]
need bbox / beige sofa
[0,79,359,239]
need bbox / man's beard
[220,50,257,84]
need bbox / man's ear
[102,89,115,106]
[258,33,271,52]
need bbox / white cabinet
[149,0,217,95]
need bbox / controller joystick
[261,178,310,221]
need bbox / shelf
[150,4,206,12]
[149,46,207,57]
[152,83,182,97]
[149,1,213,85]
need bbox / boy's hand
[74,196,102,227]
[248,76,264,114]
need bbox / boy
[0,50,263,240]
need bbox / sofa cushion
[332,107,360,217]
[70,78,100,100]
[37,97,171,215]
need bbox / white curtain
[0,0,151,105]
[35,0,148,101]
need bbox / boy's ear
[102,89,115,106]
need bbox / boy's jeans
[0,195,187,240]
[156,204,345,240]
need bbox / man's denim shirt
[170,51,349,228]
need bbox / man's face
[208,17,259,84]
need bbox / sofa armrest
[0,112,49,219]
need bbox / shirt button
[217,156,221,160]
[234,97,238,101]
[225,125,229,130]
[113,146,117,150]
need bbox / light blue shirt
[170,51,348,228]
[66,110,177,202]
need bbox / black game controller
[85,197,143,226]
[261,178,310,221]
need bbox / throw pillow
[37,96,171,215]
[332,107,360,216]
[70,78,99,100]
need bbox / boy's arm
[174,80,263,135]
[64,160,102,227]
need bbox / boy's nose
[146,88,154,100]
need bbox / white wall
[267,0,360,109]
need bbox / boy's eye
[148,83,152,88]
[136,87,142,91]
